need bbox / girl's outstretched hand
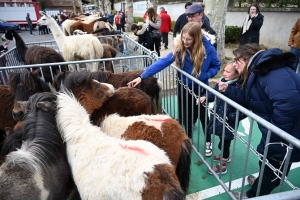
[127,77,142,88]
[211,79,228,93]
[196,96,206,105]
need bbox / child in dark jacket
[197,61,246,174]
[131,22,153,50]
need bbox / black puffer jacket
[134,23,153,49]
[240,12,264,45]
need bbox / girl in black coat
[240,4,264,45]
[197,61,246,174]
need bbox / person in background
[131,22,153,50]
[114,11,121,31]
[288,18,300,74]
[159,7,172,50]
[173,2,192,38]
[197,61,245,168]
[215,43,300,198]
[199,3,210,27]
[143,11,147,23]
[26,13,34,36]
[109,11,115,26]
[120,12,126,32]
[185,4,217,50]
[239,4,264,45]
[104,12,110,19]
[146,7,162,57]
[127,22,220,142]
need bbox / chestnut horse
[55,71,152,124]
[56,89,185,200]
[0,92,71,199]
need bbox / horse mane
[9,70,51,94]
[52,71,71,91]
[92,28,121,36]
[61,71,93,94]
[90,71,110,82]
[8,28,28,62]
[4,92,64,173]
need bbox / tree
[204,0,229,60]
[125,0,134,31]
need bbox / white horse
[55,89,185,200]
[37,11,103,72]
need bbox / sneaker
[164,46,168,50]
[232,191,248,199]
[208,162,227,175]
[247,174,256,186]
[30,34,34,36]
[213,154,231,163]
[205,142,212,157]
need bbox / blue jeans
[29,25,33,35]
[291,46,300,74]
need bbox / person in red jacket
[159,7,172,50]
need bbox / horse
[100,113,191,193]
[37,11,104,72]
[1,28,68,83]
[55,89,185,200]
[54,71,152,122]
[9,69,51,121]
[0,92,71,200]
[91,70,163,114]
[70,21,95,35]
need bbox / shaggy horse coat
[100,44,117,73]
[37,12,104,72]
[0,92,71,200]
[9,69,51,121]
[1,28,68,83]
[62,19,78,36]
[70,21,95,35]
[55,90,185,200]
[91,70,162,114]
[101,113,192,193]
[0,85,16,152]
[93,21,111,32]
[53,71,152,123]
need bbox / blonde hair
[174,22,205,78]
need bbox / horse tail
[176,138,192,194]
[153,79,163,114]
[147,164,185,200]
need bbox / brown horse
[70,21,95,35]
[56,71,152,124]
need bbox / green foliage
[225,26,242,44]
[133,17,144,24]
[171,21,176,32]
[38,0,47,10]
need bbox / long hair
[174,22,205,78]
[233,43,262,86]
[248,4,260,14]
[146,7,159,22]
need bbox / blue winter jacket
[224,49,300,162]
[140,36,220,88]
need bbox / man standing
[26,13,34,36]
[173,2,192,38]
[159,7,172,50]
[186,4,217,49]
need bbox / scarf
[242,13,258,34]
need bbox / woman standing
[217,43,300,198]
[120,12,126,32]
[146,7,162,56]
[114,11,121,31]
[127,22,220,141]
[239,4,264,45]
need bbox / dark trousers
[43,26,49,34]
[29,25,33,35]
[116,24,121,31]
[162,32,168,47]
[177,84,210,141]
[246,158,292,197]
[120,23,125,32]
[150,37,161,57]
[218,137,231,158]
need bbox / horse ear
[17,101,29,110]
[39,11,48,17]
[37,101,55,111]
[32,69,40,78]
[5,127,15,137]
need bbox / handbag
[150,32,162,39]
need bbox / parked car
[0,19,21,32]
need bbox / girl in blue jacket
[217,43,300,198]
[198,61,246,174]
[128,22,221,144]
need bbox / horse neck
[47,18,66,51]
[12,30,28,61]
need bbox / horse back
[0,86,16,132]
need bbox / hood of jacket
[136,22,147,35]
[249,48,297,75]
